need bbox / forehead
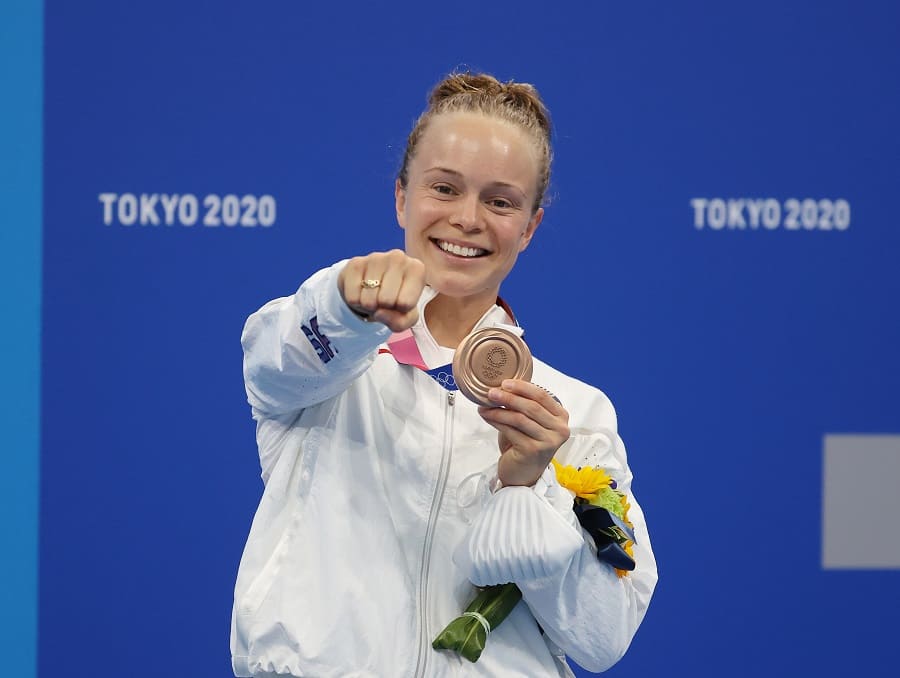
[412,112,540,189]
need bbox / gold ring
[360,279,381,289]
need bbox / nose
[450,194,482,232]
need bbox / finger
[498,379,567,417]
[485,386,568,434]
[357,260,388,313]
[394,257,426,313]
[375,262,404,311]
[477,416,535,448]
[363,250,422,313]
[340,256,369,311]
[478,403,549,442]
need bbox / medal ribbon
[376,296,517,393]
[379,329,457,392]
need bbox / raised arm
[242,250,425,418]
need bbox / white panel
[823,434,900,569]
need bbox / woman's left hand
[478,380,570,487]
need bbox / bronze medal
[452,327,533,406]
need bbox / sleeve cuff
[454,483,584,586]
[490,463,579,531]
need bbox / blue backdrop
[7,1,899,676]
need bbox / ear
[395,180,407,229]
[518,207,543,252]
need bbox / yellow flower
[619,493,631,521]
[615,542,635,579]
[551,459,612,500]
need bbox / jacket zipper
[413,390,455,678]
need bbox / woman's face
[395,111,544,307]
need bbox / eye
[432,183,456,196]
[488,197,515,210]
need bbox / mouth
[430,238,490,259]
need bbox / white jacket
[231,261,658,677]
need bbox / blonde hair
[398,72,553,213]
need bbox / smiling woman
[231,72,657,678]
[395,111,544,347]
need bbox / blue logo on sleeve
[301,316,337,364]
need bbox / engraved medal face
[452,327,533,406]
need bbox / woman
[231,73,657,677]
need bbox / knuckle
[345,257,364,275]
[512,411,531,429]
[386,250,407,269]
[408,258,426,276]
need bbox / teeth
[436,240,486,258]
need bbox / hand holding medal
[453,327,570,487]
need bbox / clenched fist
[338,250,426,333]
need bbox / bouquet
[433,458,636,662]
[551,459,636,577]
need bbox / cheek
[405,199,442,233]
[499,223,530,254]
[403,203,439,251]
[415,200,447,225]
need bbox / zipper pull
[448,392,455,406]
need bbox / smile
[431,238,489,258]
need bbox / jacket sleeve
[241,260,392,419]
[518,432,657,673]
[455,426,658,673]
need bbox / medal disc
[452,327,533,406]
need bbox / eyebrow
[424,167,527,196]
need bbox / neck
[424,292,497,348]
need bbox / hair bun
[427,73,550,137]
[428,73,503,106]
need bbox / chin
[428,274,496,301]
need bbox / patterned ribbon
[377,297,519,393]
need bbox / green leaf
[432,584,523,663]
